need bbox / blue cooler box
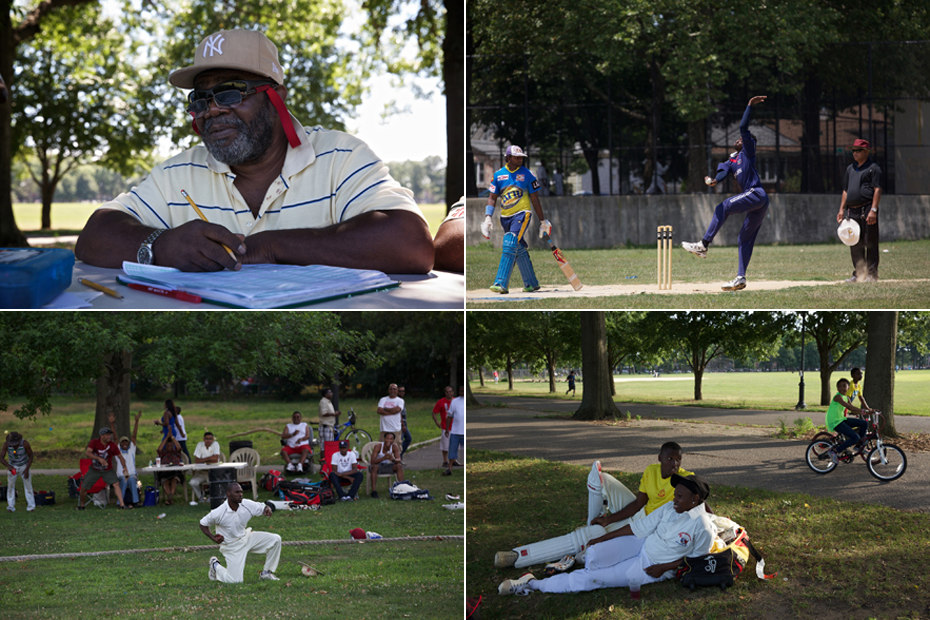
[0,248,75,308]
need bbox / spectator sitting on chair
[1,431,35,513]
[318,389,340,443]
[368,431,404,498]
[329,439,363,501]
[156,433,185,506]
[78,426,129,510]
[398,385,412,457]
[189,431,222,504]
[280,411,312,473]
[431,386,453,468]
[376,383,404,443]
[114,411,143,507]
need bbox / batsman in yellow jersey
[480,145,552,294]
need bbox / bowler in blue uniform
[480,145,552,294]
[681,95,769,291]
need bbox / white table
[138,462,248,474]
[67,261,464,309]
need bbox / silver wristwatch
[137,229,166,265]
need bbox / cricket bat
[543,233,583,290]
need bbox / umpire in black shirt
[836,138,882,282]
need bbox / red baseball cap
[852,138,871,150]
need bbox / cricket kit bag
[276,479,336,506]
[676,515,775,591]
[260,470,285,493]
[388,480,432,500]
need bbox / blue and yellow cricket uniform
[486,165,541,291]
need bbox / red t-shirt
[87,438,120,471]
[432,397,453,431]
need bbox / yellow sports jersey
[488,166,539,217]
[846,379,863,404]
[639,463,694,514]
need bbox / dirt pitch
[467,278,847,302]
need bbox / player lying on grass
[200,482,282,583]
[494,442,692,570]
[480,145,552,294]
[681,95,770,291]
[498,474,716,596]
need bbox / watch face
[137,244,154,265]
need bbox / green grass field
[466,240,930,308]
[1,396,449,469]
[471,369,930,417]
[469,451,930,618]
[14,202,447,238]
[0,469,463,618]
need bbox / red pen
[126,283,202,303]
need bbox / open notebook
[118,261,399,309]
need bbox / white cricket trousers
[7,471,35,511]
[530,537,665,593]
[215,528,282,583]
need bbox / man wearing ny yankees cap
[77,29,433,274]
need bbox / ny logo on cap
[202,33,226,58]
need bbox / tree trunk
[800,74,824,193]
[443,0,463,207]
[506,354,513,390]
[693,367,704,401]
[574,311,620,420]
[93,349,132,441]
[864,311,898,437]
[687,117,706,192]
[466,380,480,407]
[477,367,484,387]
[40,172,54,229]
[0,23,27,247]
[547,357,556,393]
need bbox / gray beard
[202,99,275,166]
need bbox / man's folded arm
[242,209,434,274]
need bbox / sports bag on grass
[276,480,336,506]
[389,480,432,500]
[676,516,775,591]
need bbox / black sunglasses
[187,80,274,116]
[851,148,865,152]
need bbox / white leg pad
[513,524,607,569]
[586,461,604,523]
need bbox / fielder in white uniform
[499,474,716,596]
[199,482,281,583]
[495,442,690,570]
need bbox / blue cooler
[0,248,75,308]
[143,486,159,507]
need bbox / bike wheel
[866,444,907,481]
[343,429,373,453]
[806,440,837,474]
[811,431,834,443]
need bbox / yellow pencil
[79,278,123,299]
[180,189,238,262]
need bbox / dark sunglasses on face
[851,148,865,152]
[186,80,274,116]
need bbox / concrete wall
[466,195,930,249]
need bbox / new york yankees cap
[169,29,285,89]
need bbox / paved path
[470,395,930,513]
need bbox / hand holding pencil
[179,190,243,270]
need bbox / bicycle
[315,409,372,456]
[805,410,907,481]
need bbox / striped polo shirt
[98,116,424,235]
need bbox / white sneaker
[208,556,218,581]
[260,570,280,581]
[681,240,707,258]
[498,572,536,596]
[722,275,747,291]
[494,550,518,568]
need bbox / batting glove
[480,215,492,239]
[539,219,552,239]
